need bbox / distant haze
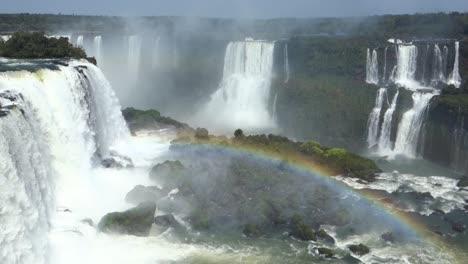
[3,0,468,18]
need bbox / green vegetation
[122,107,189,132]
[0,32,85,59]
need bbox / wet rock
[381,232,396,243]
[149,160,186,188]
[125,185,165,205]
[81,218,94,226]
[98,202,156,236]
[317,247,335,258]
[243,224,262,238]
[154,214,182,229]
[457,176,468,188]
[452,222,466,233]
[342,254,363,263]
[348,244,370,255]
[195,128,209,139]
[316,229,335,244]
[102,151,134,168]
[289,215,317,241]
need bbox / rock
[98,202,156,236]
[195,128,209,139]
[154,214,182,229]
[452,222,466,233]
[125,185,165,205]
[348,244,370,255]
[86,57,97,66]
[289,215,317,241]
[381,232,396,243]
[316,229,335,244]
[342,254,363,263]
[243,224,262,238]
[102,151,134,168]
[457,176,468,188]
[81,218,94,226]
[149,160,186,188]
[317,247,335,258]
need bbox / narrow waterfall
[421,44,430,85]
[367,88,387,148]
[395,45,418,88]
[76,35,84,47]
[0,61,129,264]
[383,46,388,83]
[442,45,449,79]
[197,40,276,132]
[393,92,437,158]
[152,36,161,70]
[448,41,462,88]
[432,44,445,83]
[284,43,290,83]
[366,48,379,84]
[377,89,400,154]
[93,36,102,62]
[126,35,142,85]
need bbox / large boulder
[98,202,156,236]
[348,244,370,255]
[149,160,186,189]
[154,214,182,229]
[125,185,165,205]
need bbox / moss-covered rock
[98,202,156,236]
[317,247,335,258]
[316,229,335,244]
[348,244,370,255]
[122,107,190,132]
[289,215,317,241]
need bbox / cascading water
[152,36,161,70]
[76,35,84,47]
[93,36,102,62]
[377,89,400,154]
[0,60,129,264]
[393,92,437,158]
[432,44,445,84]
[383,46,388,83]
[448,41,462,88]
[196,40,276,132]
[442,45,449,79]
[395,45,418,88]
[126,35,142,89]
[366,48,379,84]
[284,43,290,83]
[367,88,387,148]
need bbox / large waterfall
[377,89,400,154]
[0,60,129,264]
[196,40,276,133]
[395,45,419,88]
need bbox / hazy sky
[3,0,468,18]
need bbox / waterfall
[383,46,388,83]
[395,45,418,88]
[377,89,400,154]
[76,35,84,47]
[197,40,276,132]
[448,41,462,88]
[421,44,430,85]
[431,44,445,84]
[93,36,102,62]
[284,43,290,83]
[152,36,161,70]
[442,45,449,79]
[126,35,142,86]
[367,88,387,148]
[0,60,129,264]
[366,48,379,84]
[393,92,437,158]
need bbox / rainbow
[170,140,461,262]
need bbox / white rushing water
[196,40,276,133]
[393,92,437,158]
[448,41,462,88]
[367,88,387,148]
[0,60,130,264]
[432,44,445,84]
[366,48,379,84]
[377,89,400,155]
[395,45,419,89]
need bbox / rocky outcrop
[348,244,370,255]
[125,185,165,205]
[98,202,156,236]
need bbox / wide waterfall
[367,88,387,148]
[448,41,462,87]
[395,45,418,88]
[366,48,379,84]
[393,92,437,158]
[0,60,129,264]
[195,40,276,133]
[377,89,400,154]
